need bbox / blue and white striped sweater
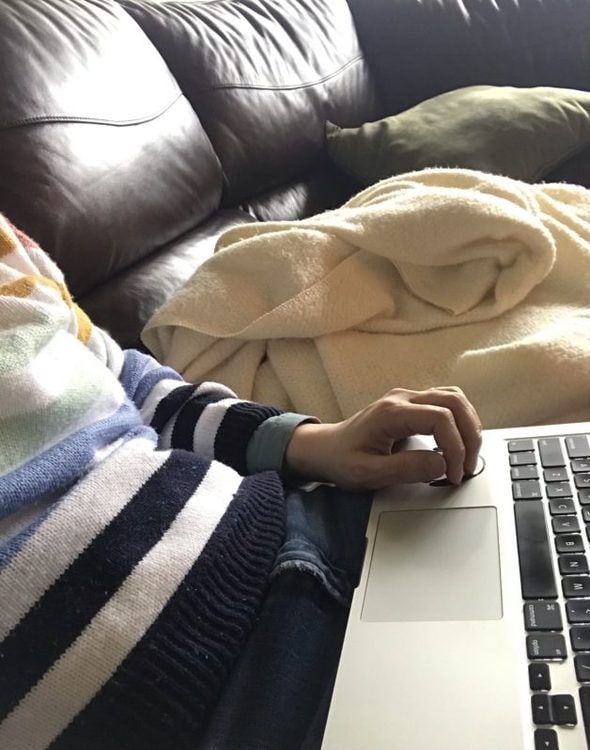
[0,217,297,749]
[0,350,287,749]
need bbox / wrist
[284,421,337,482]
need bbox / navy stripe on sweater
[49,472,285,750]
[170,392,222,450]
[0,450,208,721]
[150,384,198,434]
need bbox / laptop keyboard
[510,434,590,750]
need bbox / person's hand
[284,387,482,491]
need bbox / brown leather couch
[0,0,588,348]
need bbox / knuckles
[384,387,412,400]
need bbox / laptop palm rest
[362,507,502,622]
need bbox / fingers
[412,387,482,479]
[361,449,446,488]
[380,387,482,485]
[390,402,466,484]
[326,385,481,490]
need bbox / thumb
[368,449,446,487]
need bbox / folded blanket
[143,169,590,428]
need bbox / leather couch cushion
[119,0,382,205]
[0,0,223,297]
[349,0,590,116]
[240,159,360,222]
[80,209,256,348]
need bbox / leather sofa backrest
[0,0,223,297]
[119,0,382,205]
[349,0,590,116]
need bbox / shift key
[514,501,557,599]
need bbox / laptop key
[532,693,554,724]
[534,728,558,750]
[572,459,590,473]
[571,626,590,651]
[513,480,542,500]
[547,484,573,500]
[529,662,551,690]
[579,489,590,505]
[510,451,537,466]
[515,502,557,599]
[549,498,575,515]
[567,599,590,623]
[524,601,563,631]
[555,534,584,553]
[566,435,590,459]
[575,474,590,490]
[527,633,567,660]
[512,465,539,480]
[508,438,534,452]
[551,694,577,726]
[544,467,569,482]
[552,516,580,534]
[539,438,566,468]
[559,554,589,575]
[575,653,590,682]
[563,576,590,597]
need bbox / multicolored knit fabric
[0,214,287,749]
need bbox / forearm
[120,349,286,475]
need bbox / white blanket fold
[143,169,590,428]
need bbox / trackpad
[361,507,502,622]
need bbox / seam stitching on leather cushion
[0,92,184,132]
[200,54,365,94]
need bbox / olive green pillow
[326,85,590,185]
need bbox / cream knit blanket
[143,169,590,428]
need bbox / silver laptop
[322,422,590,750]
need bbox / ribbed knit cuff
[214,402,283,475]
[246,413,320,475]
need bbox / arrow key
[529,662,551,691]
[532,693,553,724]
[534,728,558,750]
[551,694,577,725]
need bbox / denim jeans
[200,485,372,750]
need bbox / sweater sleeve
[119,349,285,476]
